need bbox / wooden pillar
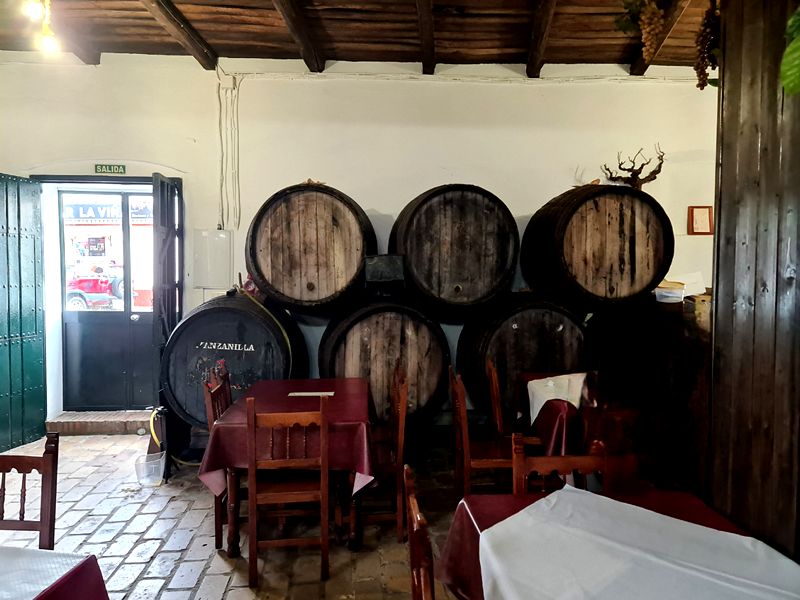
[713,0,800,556]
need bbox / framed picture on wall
[688,206,714,235]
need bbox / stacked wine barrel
[389,184,519,321]
[520,185,674,311]
[160,181,675,438]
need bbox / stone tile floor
[0,434,455,599]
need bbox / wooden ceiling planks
[1,0,705,73]
[546,2,638,66]
[306,0,420,63]
[433,1,531,65]
[51,0,186,57]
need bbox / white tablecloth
[479,486,800,600]
[0,546,88,600]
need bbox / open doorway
[39,176,182,416]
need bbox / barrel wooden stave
[457,297,586,417]
[521,185,674,308]
[160,293,309,429]
[246,184,377,312]
[390,184,518,316]
[319,303,450,422]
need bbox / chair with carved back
[202,375,243,554]
[212,360,233,407]
[203,382,238,549]
[403,465,435,600]
[0,432,59,549]
[512,433,611,495]
[246,395,329,587]
[452,368,540,497]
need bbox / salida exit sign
[94,164,126,174]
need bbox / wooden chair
[202,379,242,553]
[246,395,329,587]
[364,363,409,541]
[0,432,58,549]
[512,433,607,495]
[452,368,539,496]
[485,358,505,435]
[212,360,233,406]
[403,465,435,600]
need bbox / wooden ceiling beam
[629,0,690,76]
[271,0,324,72]
[415,0,435,75]
[526,0,556,78]
[140,0,218,70]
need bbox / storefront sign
[63,203,121,221]
[94,164,126,174]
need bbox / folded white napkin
[527,373,586,424]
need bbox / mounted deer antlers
[602,145,665,189]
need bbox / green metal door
[0,174,45,451]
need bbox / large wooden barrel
[520,185,674,309]
[245,183,378,314]
[318,303,450,423]
[160,291,309,429]
[457,295,586,418]
[389,184,518,321]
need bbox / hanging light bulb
[38,23,60,54]
[36,0,60,55]
[22,0,45,22]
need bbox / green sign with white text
[94,164,126,175]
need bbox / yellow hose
[149,408,161,448]
[149,408,201,467]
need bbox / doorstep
[46,411,152,436]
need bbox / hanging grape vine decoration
[616,0,666,64]
[694,4,720,90]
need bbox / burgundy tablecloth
[36,555,108,600]
[0,546,108,600]
[436,490,745,600]
[198,378,373,496]
[532,399,581,456]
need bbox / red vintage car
[66,276,118,309]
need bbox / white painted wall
[0,52,718,403]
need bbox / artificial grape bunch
[639,0,665,63]
[694,5,720,90]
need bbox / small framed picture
[688,206,714,235]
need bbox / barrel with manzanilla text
[159,291,308,429]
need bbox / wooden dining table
[0,546,109,600]
[436,487,779,600]
[198,377,374,554]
